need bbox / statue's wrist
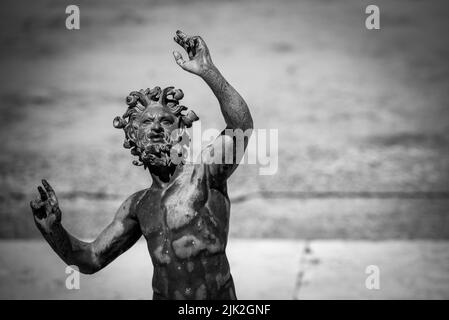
[200,64,220,80]
[36,218,62,235]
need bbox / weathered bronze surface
[30,30,253,300]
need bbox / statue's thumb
[173,51,186,68]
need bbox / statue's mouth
[148,132,167,143]
[140,136,172,161]
[136,131,178,167]
[149,136,164,143]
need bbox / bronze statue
[30,30,253,300]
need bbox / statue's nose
[146,123,163,139]
[150,122,163,133]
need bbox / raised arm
[30,180,142,274]
[173,30,253,179]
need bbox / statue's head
[113,86,199,168]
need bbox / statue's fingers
[174,36,189,52]
[30,198,44,212]
[42,179,57,201]
[173,51,186,69]
[176,30,195,51]
[30,199,46,219]
[192,36,203,49]
[38,186,48,201]
[187,37,195,48]
[174,35,183,46]
[30,199,40,210]
[186,38,196,57]
[194,36,207,51]
[176,30,189,41]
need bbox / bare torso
[132,163,235,300]
[30,30,252,301]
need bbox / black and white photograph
[0,0,448,305]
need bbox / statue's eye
[143,119,152,124]
[161,119,173,125]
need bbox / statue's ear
[181,110,199,128]
[113,116,126,129]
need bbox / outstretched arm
[173,30,253,179]
[30,180,142,274]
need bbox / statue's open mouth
[149,135,165,143]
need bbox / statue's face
[114,86,198,168]
[133,105,180,166]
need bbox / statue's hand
[30,179,62,233]
[173,30,214,76]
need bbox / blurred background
[0,0,448,299]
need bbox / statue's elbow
[242,116,254,133]
[247,117,254,130]
[76,249,103,274]
[78,262,101,275]
[81,268,98,275]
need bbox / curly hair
[113,86,199,166]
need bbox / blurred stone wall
[0,0,448,238]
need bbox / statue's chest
[136,165,230,264]
[137,165,209,237]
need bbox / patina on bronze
[30,30,253,300]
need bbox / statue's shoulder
[131,188,150,202]
[117,189,149,219]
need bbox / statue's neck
[148,163,180,188]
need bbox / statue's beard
[140,141,173,167]
[136,131,181,168]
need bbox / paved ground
[1,239,448,299]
